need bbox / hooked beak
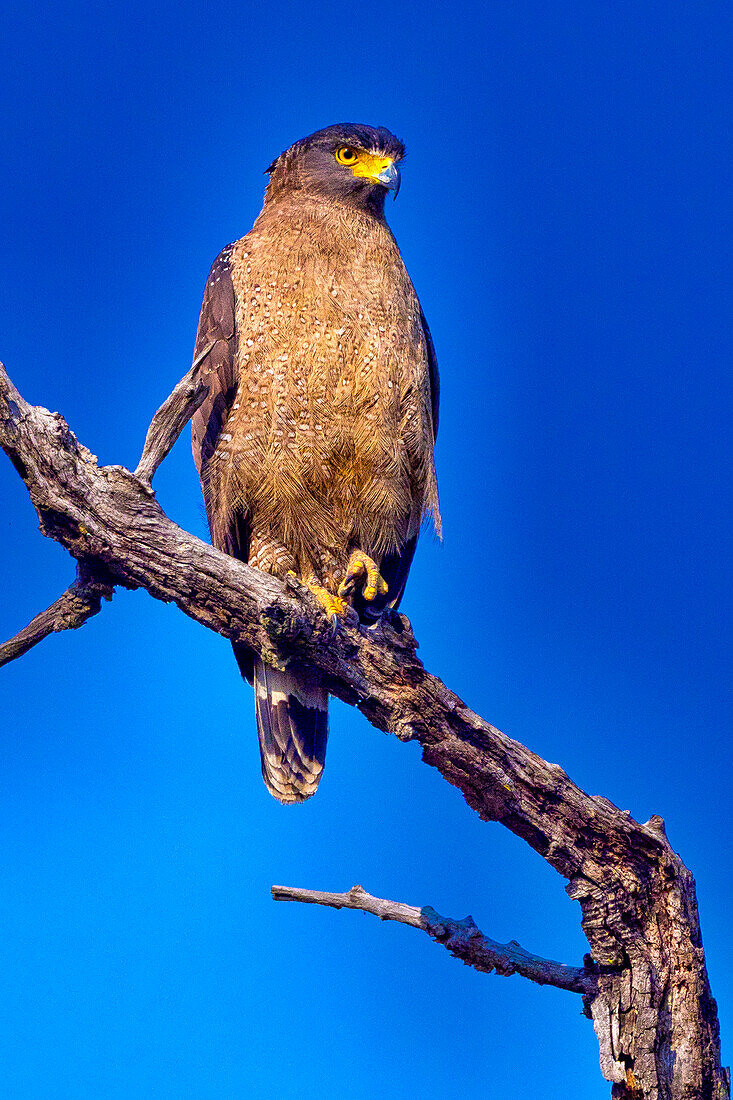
[377,161,401,199]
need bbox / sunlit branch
[271,884,594,994]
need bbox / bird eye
[335,146,359,165]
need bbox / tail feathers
[253,660,328,804]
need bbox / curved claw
[300,575,354,635]
[338,551,389,605]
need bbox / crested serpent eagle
[192,123,440,802]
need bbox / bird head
[264,124,405,213]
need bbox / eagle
[191,124,440,803]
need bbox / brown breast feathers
[202,196,440,587]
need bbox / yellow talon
[304,577,349,621]
[338,550,389,606]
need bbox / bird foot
[338,551,389,605]
[293,573,352,630]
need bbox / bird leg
[338,551,389,606]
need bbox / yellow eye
[335,146,360,166]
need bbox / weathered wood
[134,344,212,484]
[0,562,113,667]
[0,360,728,1100]
[272,883,593,994]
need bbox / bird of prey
[192,123,440,803]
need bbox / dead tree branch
[0,359,728,1100]
[272,883,593,994]
[0,562,113,667]
[134,343,213,484]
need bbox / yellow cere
[335,146,395,181]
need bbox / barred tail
[253,659,328,803]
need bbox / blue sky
[1,2,730,1096]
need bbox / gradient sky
[1,2,731,1097]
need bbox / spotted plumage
[192,124,440,802]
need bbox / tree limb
[272,883,594,995]
[0,562,114,667]
[134,343,213,484]
[0,360,728,1099]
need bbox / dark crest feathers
[266,123,405,174]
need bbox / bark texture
[272,883,592,994]
[0,562,113,667]
[0,361,728,1100]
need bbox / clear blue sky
[1,2,730,1096]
